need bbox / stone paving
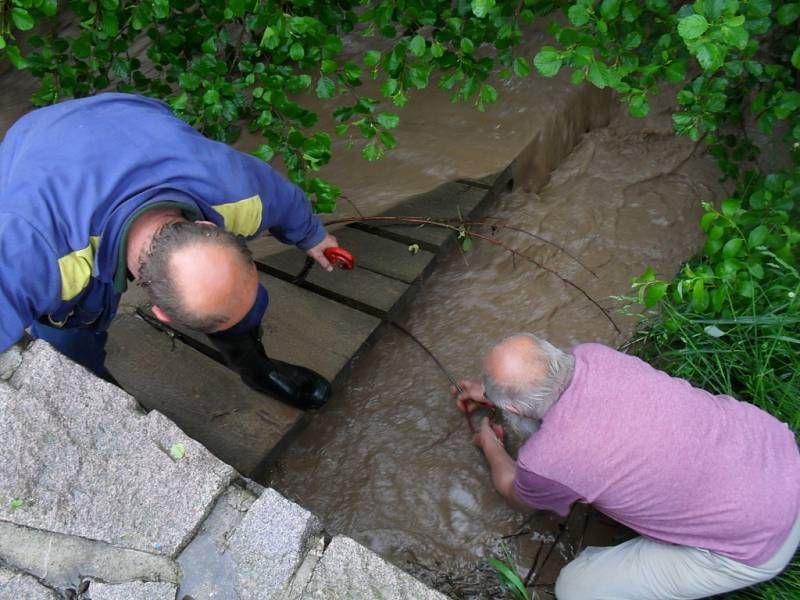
[1,341,446,599]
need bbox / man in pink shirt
[454,333,800,599]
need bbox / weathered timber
[249,228,436,317]
[162,274,382,386]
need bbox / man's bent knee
[554,557,594,600]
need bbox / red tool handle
[324,247,355,270]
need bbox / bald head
[483,333,575,423]
[140,221,258,332]
[484,334,549,392]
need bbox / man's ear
[151,305,172,323]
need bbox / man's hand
[452,379,494,415]
[306,233,338,272]
[472,416,506,449]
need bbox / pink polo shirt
[515,343,800,566]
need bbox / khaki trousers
[555,512,800,600]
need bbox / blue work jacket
[0,93,326,352]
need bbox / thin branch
[325,215,621,333]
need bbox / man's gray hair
[484,333,575,420]
[138,221,254,332]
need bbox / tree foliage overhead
[0,1,798,212]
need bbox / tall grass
[627,264,800,599]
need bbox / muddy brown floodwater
[270,82,728,597]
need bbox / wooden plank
[105,310,305,477]
[164,274,381,386]
[331,227,436,284]
[257,274,382,383]
[253,248,409,317]
[248,227,437,285]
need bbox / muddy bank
[270,88,727,595]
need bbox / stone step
[106,311,304,477]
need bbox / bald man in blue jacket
[0,93,336,409]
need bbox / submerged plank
[106,310,304,476]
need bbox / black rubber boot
[207,327,331,410]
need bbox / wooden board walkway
[97,171,510,480]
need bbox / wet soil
[270,87,728,597]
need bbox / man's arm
[473,416,582,515]
[472,417,528,509]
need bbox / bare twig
[325,215,621,333]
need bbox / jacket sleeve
[184,131,326,250]
[252,161,326,250]
[0,216,60,352]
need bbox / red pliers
[323,247,355,270]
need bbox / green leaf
[678,15,709,40]
[169,442,186,461]
[41,0,59,17]
[409,35,426,57]
[461,236,474,252]
[471,0,496,18]
[721,26,748,49]
[290,43,305,61]
[362,142,383,161]
[567,5,591,26]
[0,36,6,51]
[364,50,381,67]
[379,131,397,149]
[513,57,531,77]
[600,0,622,20]
[692,279,709,311]
[792,47,800,70]
[776,3,800,26]
[705,238,723,255]
[11,8,35,31]
[480,83,498,105]
[588,62,609,89]
[316,76,336,99]
[153,0,170,19]
[488,559,529,600]
[629,95,650,117]
[738,279,755,298]
[747,262,765,279]
[9,499,24,510]
[700,211,718,232]
[722,237,744,258]
[376,112,400,129]
[460,37,475,54]
[533,46,562,78]
[709,224,726,240]
[696,43,723,71]
[748,224,769,247]
[203,89,220,105]
[644,282,668,307]
[721,198,740,217]
[381,78,399,97]
[6,45,31,69]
